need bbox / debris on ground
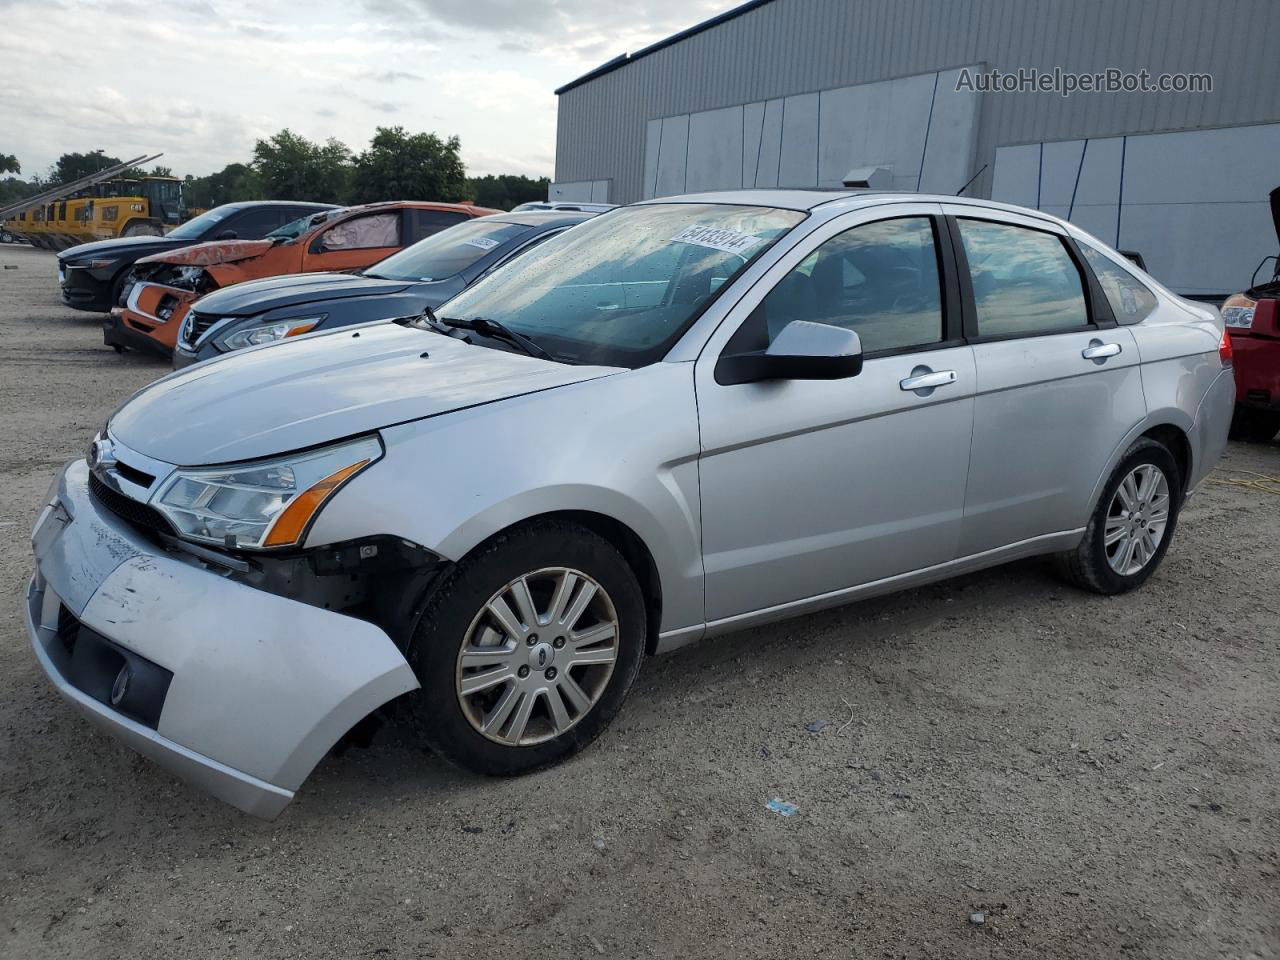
[766,798,799,817]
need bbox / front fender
[303,363,706,636]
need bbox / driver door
[302,211,403,273]
[695,204,976,623]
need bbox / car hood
[58,235,196,263]
[109,322,622,465]
[136,239,274,267]
[194,272,418,318]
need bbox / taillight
[1219,328,1233,368]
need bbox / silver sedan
[26,190,1234,817]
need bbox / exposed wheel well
[483,511,664,655]
[1141,424,1192,495]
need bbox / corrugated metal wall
[555,0,1280,204]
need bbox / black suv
[56,201,336,312]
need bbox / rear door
[943,207,1145,555]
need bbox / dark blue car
[172,210,596,368]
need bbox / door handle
[1082,340,1122,360]
[899,369,957,392]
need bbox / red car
[1221,188,1280,443]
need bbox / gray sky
[0,0,728,180]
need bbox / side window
[318,212,401,251]
[958,219,1089,337]
[726,216,944,355]
[405,209,469,243]
[1079,242,1158,324]
[227,207,288,239]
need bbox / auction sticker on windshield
[670,224,764,256]
[463,237,501,251]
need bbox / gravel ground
[0,243,1277,959]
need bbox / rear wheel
[1057,438,1181,595]
[408,520,646,775]
[1229,406,1280,443]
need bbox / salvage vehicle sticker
[463,237,501,250]
[670,225,764,256]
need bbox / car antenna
[955,164,989,197]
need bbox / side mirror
[716,320,864,386]
[215,229,238,240]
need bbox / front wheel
[1057,438,1181,595]
[408,520,646,775]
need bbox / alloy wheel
[1104,463,1171,576]
[456,566,620,746]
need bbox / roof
[555,0,777,95]
[217,200,338,211]
[478,210,598,227]
[635,189,1072,224]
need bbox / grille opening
[185,311,220,346]
[89,471,174,537]
[113,459,155,488]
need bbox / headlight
[215,315,324,352]
[1221,305,1255,330]
[154,435,382,550]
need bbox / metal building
[552,0,1280,297]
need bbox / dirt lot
[0,242,1276,959]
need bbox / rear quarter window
[1079,242,1159,324]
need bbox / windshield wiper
[438,314,556,362]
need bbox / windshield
[268,209,342,241]
[368,220,532,281]
[438,203,805,368]
[167,205,234,240]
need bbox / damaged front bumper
[104,282,197,356]
[25,459,420,818]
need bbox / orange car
[105,200,501,356]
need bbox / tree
[349,126,466,204]
[150,165,174,178]
[466,174,550,210]
[252,129,352,203]
[184,163,265,209]
[50,150,122,185]
[0,154,19,175]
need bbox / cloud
[363,0,729,60]
[0,0,734,181]
[361,69,425,83]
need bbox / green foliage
[252,129,352,203]
[465,174,550,211]
[51,150,122,185]
[349,126,467,204]
[184,163,265,209]
[0,177,37,207]
[18,131,547,217]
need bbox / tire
[1056,438,1181,595]
[1228,406,1280,444]
[407,519,646,776]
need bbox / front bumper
[60,266,114,311]
[103,309,176,358]
[26,459,419,818]
[171,344,214,369]
[1230,335,1280,411]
